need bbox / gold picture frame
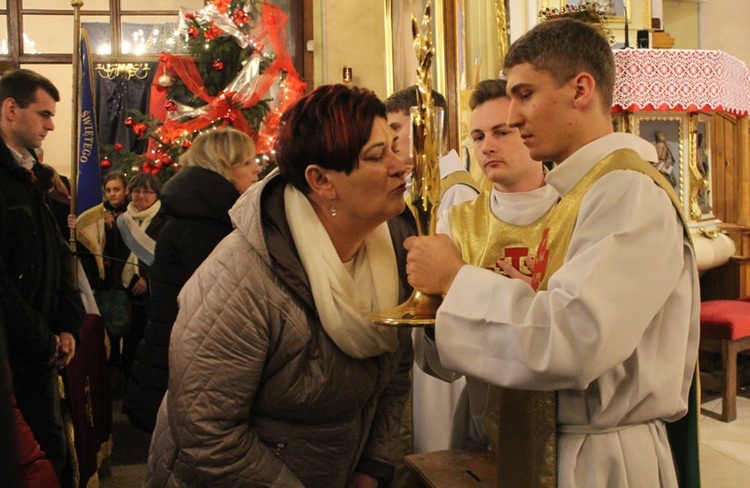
[691,113,714,220]
[633,113,685,204]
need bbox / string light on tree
[98,0,306,182]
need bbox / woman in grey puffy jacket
[145,84,415,488]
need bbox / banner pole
[70,0,83,286]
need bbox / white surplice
[435,133,700,487]
[410,149,480,453]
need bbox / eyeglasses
[131,189,156,196]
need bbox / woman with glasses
[116,172,168,388]
[145,85,414,487]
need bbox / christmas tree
[100,0,306,181]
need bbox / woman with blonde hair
[123,128,260,431]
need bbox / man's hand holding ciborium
[369,2,444,327]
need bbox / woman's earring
[330,202,338,217]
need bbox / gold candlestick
[370,1,442,328]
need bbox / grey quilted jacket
[144,171,414,488]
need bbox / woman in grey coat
[145,84,415,488]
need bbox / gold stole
[450,192,557,487]
[532,149,689,292]
[452,149,689,487]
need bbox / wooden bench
[404,448,497,487]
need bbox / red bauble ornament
[162,155,173,166]
[182,140,192,150]
[165,100,177,112]
[255,43,264,53]
[184,11,197,21]
[124,117,134,127]
[100,157,111,168]
[205,24,222,41]
[187,26,200,39]
[113,142,123,152]
[133,123,147,137]
[233,9,249,26]
[213,60,224,71]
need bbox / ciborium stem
[370,1,442,328]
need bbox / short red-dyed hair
[276,84,386,194]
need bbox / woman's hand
[67,214,77,229]
[345,472,379,488]
[131,276,148,295]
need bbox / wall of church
[662,0,699,49]
[313,0,388,99]
[700,0,750,69]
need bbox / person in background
[0,68,84,477]
[385,86,480,220]
[404,18,699,487]
[116,173,167,387]
[73,172,130,285]
[385,86,480,457]
[415,78,558,453]
[124,128,260,432]
[145,84,413,488]
[69,172,132,397]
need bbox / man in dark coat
[0,68,84,476]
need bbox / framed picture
[634,115,684,197]
[694,114,713,219]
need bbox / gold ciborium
[370,2,442,328]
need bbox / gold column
[495,0,509,65]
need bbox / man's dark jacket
[0,136,84,370]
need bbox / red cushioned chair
[699,298,750,422]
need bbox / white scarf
[284,185,399,359]
[120,200,161,288]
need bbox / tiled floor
[699,392,750,487]
[99,395,750,487]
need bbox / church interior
[3,0,750,487]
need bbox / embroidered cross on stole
[450,191,557,487]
